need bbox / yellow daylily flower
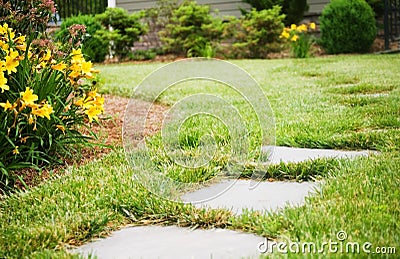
[74,98,84,107]
[0,100,14,111]
[20,136,29,143]
[0,23,8,34]
[13,146,19,155]
[51,62,67,71]
[0,40,9,51]
[291,35,299,42]
[93,95,105,107]
[0,71,8,92]
[42,49,52,62]
[5,49,20,74]
[81,61,93,77]
[87,89,98,98]
[71,49,84,63]
[0,84,9,92]
[310,22,316,30]
[56,125,66,134]
[41,103,54,119]
[31,103,53,120]
[280,30,290,39]
[85,105,102,122]
[297,24,307,32]
[68,70,81,79]
[20,87,38,106]
[28,115,35,124]
[14,35,26,44]
[16,43,26,51]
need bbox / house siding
[116,0,251,17]
[115,0,331,17]
[307,0,330,14]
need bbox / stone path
[74,226,264,259]
[73,146,374,259]
[265,146,372,164]
[182,180,319,215]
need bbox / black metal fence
[384,0,400,49]
[54,0,108,20]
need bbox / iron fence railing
[54,0,108,20]
[384,0,400,49]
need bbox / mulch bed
[12,95,168,190]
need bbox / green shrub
[128,49,157,61]
[0,0,56,36]
[319,0,376,54]
[242,0,308,25]
[0,24,104,192]
[95,8,148,59]
[56,15,108,63]
[159,0,223,57]
[146,0,179,29]
[187,42,216,58]
[229,7,285,58]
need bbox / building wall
[115,0,331,17]
[116,0,250,17]
[307,0,330,15]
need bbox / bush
[146,0,179,29]
[56,15,109,63]
[128,49,157,61]
[229,7,285,58]
[95,8,148,59]
[159,0,224,57]
[242,0,308,25]
[319,0,376,54]
[0,0,56,36]
[0,24,104,192]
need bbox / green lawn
[0,54,399,258]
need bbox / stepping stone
[264,146,372,164]
[73,225,264,259]
[358,93,389,98]
[183,147,374,213]
[74,146,374,258]
[182,180,319,215]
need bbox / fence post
[384,0,390,50]
[108,0,116,8]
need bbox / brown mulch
[12,95,168,190]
